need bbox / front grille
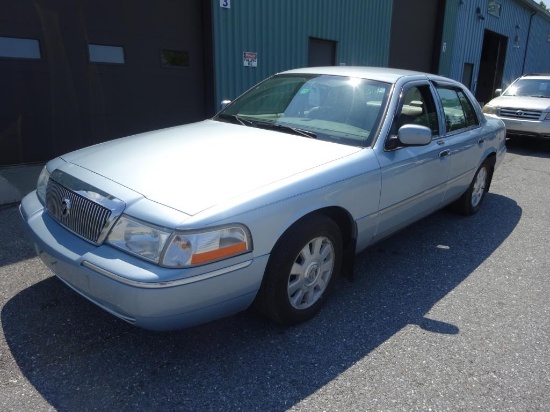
[500,108,542,120]
[46,180,112,244]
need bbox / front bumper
[20,191,267,331]
[491,115,550,138]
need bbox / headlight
[162,225,251,267]
[107,216,171,264]
[482,104,498,115]
[36,166,50,204]
[545,113,550,120]
[107,217,251,267]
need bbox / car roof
[279,66,455,85]
[521,73,550,80]
[521,73,550,77]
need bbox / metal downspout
[522,11,537,74]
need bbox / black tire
[451,160,493,216]
[254,215,343,325]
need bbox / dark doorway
[308,38,337,67]
[389,0,445,73]
[476,30,508,105]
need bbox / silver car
[20,67,506,331]
[482,73,550,138]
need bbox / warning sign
[243,52,257,67]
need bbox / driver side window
[391,85,439,137]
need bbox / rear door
[432,82,485,203]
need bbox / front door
[374,82,449,242]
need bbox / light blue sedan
[20,67,506,330]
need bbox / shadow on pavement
[505,136,550,158]
[2,193,521,411]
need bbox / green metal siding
[438,0,460,77]
[211,0,392,106]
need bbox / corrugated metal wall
[524,13,550,74]
[211,0,392,105]
[445,0,550,90]
[209,0,549,106]
[438,0,460,78]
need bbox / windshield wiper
[216,113,255,126]
[530,95,549,98]
[253,122,317,138]
[217,115,317,138]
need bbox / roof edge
[517,0,550,20]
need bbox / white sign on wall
[220,0,230,9]
[243,52,257,67]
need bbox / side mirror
[494,89,502,97]
[220,100,231,110]
[398,124,432,146]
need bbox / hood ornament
[61,198,72,217]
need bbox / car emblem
[515,110,524,117]
[61,198,72,217]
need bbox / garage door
[0,0,212,166]
[388,0,444,74]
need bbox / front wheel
[451,160,493,216]
[254,215,343,325]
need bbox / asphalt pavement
[0,138,549,411]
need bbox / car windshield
[214,74,391,147]
[503,78,550,98]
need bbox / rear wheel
[254,215,343,325]
[452,160,492,216]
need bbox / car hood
[488,95,550,111]
[61,120,362,215]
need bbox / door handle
[439,149,451,158]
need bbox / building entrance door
[388,0,445,73]
[476,29,508,105]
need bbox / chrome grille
[500,108,541,120]
[46,180,112,244]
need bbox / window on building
[0,36,41,59]
[488,1,501,17]
[88,44,125,64]
[462,63,474,90]
[160,50,189,67]
[308,38,337,67]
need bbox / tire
[451,160,493,216]
[254,215,343,325]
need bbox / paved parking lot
[1,138,549,411]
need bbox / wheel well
[273,207,356,279]
[274,207,355,252]
[486,152,497,167]
[314,207,355,247]
[275,207,354,248]
[485,152,497,190]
